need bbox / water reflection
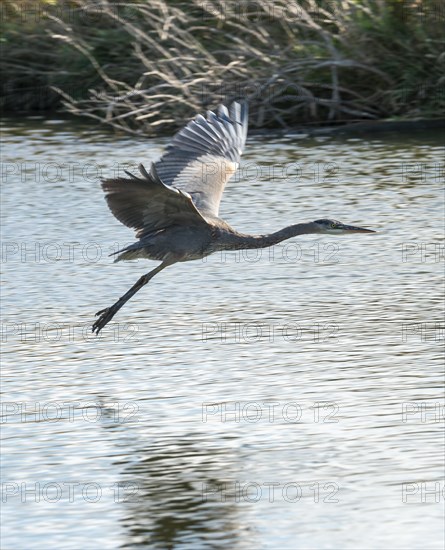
[117,437,242,548]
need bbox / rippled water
[1,117,444,549]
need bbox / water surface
[1,118,444,549]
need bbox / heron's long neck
[222,222,320,251]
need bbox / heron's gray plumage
[154,102,248,217]
[92,101,375,334]
[102,162,208,240]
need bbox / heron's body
[115,225,217,263]
[92,102,375,334]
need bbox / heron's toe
[92,306,118,335]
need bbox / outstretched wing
[101,163,208,239]
[155,101,248,217]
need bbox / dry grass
[2,0,443,132]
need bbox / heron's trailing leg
[92,261,172,335]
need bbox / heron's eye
[330,222,337,228]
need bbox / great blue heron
[92,102,375,334]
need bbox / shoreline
[3,113,444,138]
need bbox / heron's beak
[342,224,376,233]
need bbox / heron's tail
[110,243,145,262]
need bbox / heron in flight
[92,102,375,334]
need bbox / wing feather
[101,163,207,239]
[155,101,248,217]
[100,102,248,238]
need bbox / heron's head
[313,219,376,235]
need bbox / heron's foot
[92,306,117,335]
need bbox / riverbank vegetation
[1,0,443,133]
